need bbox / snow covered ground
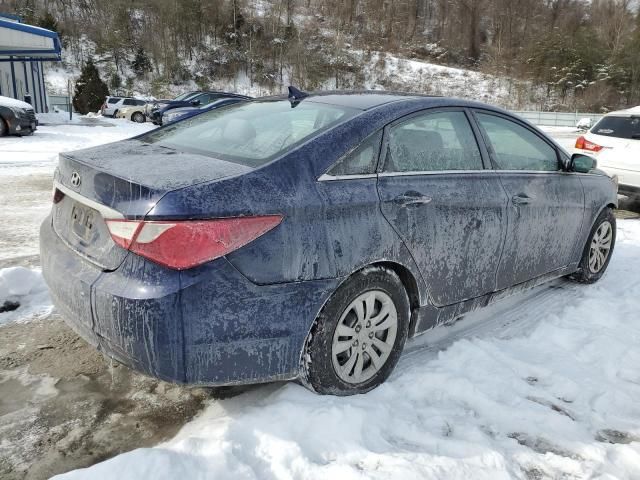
[53,220,640,480]
[1,119,639,480]
[0,267,51,325]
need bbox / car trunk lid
[53,139,252,270]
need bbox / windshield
[592,116,640,139]
[140,99,357,167]
[173,91,198,101]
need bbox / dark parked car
[0,95,37,136]
[162,96,251,125]
[149,91,249,125]
[40,90,617,395]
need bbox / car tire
[132,112,145,123]
[301,267,410,395]
[113,110,119,118]
[569,207,616,284]
[0,117,7,137]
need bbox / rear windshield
[591,115,640,139]
[140,100,357,167]
[174,92,197,101]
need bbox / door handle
[393,192,433,207]
[511,194,532,206]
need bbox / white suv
[101,97,147,117]
[575,107,640,200]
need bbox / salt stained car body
[40,90,618,395]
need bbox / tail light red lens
[106,215,283,270]
[575,136,603,152]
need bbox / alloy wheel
[331,290,398,384]
[589,220,613,273]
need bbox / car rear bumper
[40,215,339,386]
[618,183,640,198]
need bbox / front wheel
[0,117,7,137]
[569,208,616,284]
[301,267,410,395]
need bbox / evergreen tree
[37,11,58,31]
[72,59,109,114]
[131,48,152,78]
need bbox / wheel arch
[0,112,9,135]
[299,259,423,378]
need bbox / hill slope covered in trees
[2,0,639,111]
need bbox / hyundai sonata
[40,89,617,395]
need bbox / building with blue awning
[0,13,62,113]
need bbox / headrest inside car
[223,119,256,144]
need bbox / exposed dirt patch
[0,313,212,480]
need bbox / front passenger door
[474,111,585,288]
[377,109,509,306]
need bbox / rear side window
[592,116,640,139]
[326,131,382,176]
[107,98,120,104]
[123,99,135,106]
[476,113,559,171]
[140,100,357,167]
[384,110,483,172]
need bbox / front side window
[140,100,357,167]
[384,111,483,173]
[326,131,382,176]
[476,113,559,171]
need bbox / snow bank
[0,267,52,325]
[55,220,640,479]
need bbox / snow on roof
[607,105,640,116]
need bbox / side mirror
[570,153,597,173]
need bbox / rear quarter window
[592,116,640,139]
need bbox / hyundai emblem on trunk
[70,171,81,188]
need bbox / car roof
[604,106,640,117]
[260,90,508,112]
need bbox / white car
[575,107,640,200]
[115,105,148,123]
[101,97,147,118]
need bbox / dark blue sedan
[161,96,250,125]
[40,90,617,395]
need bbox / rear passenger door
[377,109,509,306]
[473,111,585,288]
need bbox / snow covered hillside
[53,220,640,480]
[46,51,524,109]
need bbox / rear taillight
[105,215,283,270]
[575,135,603,152]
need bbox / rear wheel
[569,208,616,284]
[132,112,145,123]
[0,117,7,137]
[301,267,410,395]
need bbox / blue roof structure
[0,15,62,62]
